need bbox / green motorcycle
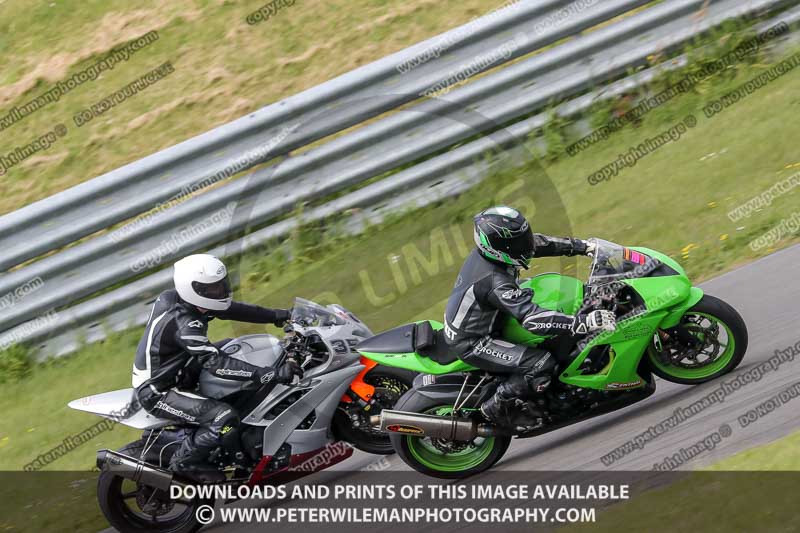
[356,239,748,478]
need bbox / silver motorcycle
[69,298,414,533]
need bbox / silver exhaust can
[377,409,494,440]
[97,449,176,491]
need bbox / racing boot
[169,430,226,484]
[480,374,549,429]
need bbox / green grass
[0,0,511,215]
[706,429,800,470]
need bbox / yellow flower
[720,234,728,241]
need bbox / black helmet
[473,206,535,268]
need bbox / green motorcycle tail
[356,320,477,374]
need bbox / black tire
[648,294,748,385]
[333,366,415,454]
[390,392,511,479]
[97,440,211,533]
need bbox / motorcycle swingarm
[516,379,656,439]
[397,379,494,412]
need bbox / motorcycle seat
[356,322,460,365]
[356,323,416,354]
[414,321,459,365]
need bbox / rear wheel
[391,394,511,479]
[333,366,415,454]
[97,440,210,533]
[648,294,748,384]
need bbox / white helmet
[173,254,232,311]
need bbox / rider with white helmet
[132,254,302,481]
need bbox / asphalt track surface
[102,244,800,532]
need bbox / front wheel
[391,394,511,479]
[648,294,748,385]
[97,440,211,533]
[332,366,415,454]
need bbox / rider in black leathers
[444,207,615,428]
[132,254,302,481]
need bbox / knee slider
[210,406,239,432]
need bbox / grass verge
[0,0,510,215]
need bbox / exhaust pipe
[374,410,496,440]
[97,449,180,492]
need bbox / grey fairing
[260,365,362,456]
[234,307,371,453]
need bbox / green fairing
[359,244,710,390]
[557,247,697,390]
[660,287,705,328]
[358,321,478,374]
[502,273,584,345]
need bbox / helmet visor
[191,276,231,300]
[506,226,535,262]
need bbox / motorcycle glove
[253,362,301,386]
[281,358,303,383]
[572,310,616,335]
[273,308,292,328]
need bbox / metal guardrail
[0,0,640,270]
[2,0,798,358]
[0,0,657,328]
